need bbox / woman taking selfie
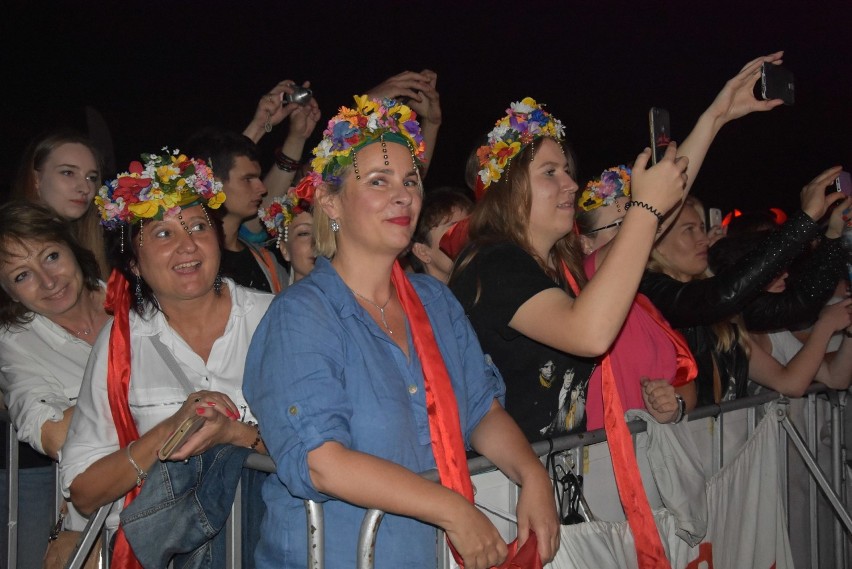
[245,97,558,569]
[60,151,272,568]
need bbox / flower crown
[258,172,318,240]
[475,97,566,198]
[578,165,632,212]
[310,95,426,182]
[96,148,225,229]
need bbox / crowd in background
[0,53,850,569]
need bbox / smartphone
[158,415,206,460]
[708,207,722,229]
[835,171,852,197]
[756,63,795,105]
[648,108,671,165]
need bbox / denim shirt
[244,257,505,569]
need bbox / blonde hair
[648,199,747,355]
[313,172,347,259]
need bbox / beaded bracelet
[126,440,148,487]
[275,149,302,173]
[250,424,263,451]
[624,200,664,227]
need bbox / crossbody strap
[148,335,195,397]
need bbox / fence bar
[780,413,852,535]
[356,509,385,569]
[224,480,241,569]
[807,393,819,569]
[4,411,18,569]
[831,393,845,569]
[66,504,111,569]
[305,498,324,569]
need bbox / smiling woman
[59,150,274,568]
[244,96,559,569]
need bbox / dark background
[3,1,851,217]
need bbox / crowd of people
[0,53,850,568]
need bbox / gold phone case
[158,415,206,460]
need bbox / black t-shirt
[450,242,595,442]
[220,246,275,293]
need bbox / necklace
[351,289,393,334]
[60,324,92,337]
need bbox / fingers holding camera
[801,166,845,221]
[708,51,785,126]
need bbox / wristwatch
[673,395,686,424]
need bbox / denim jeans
[0,465,55,568]
[120,444,252,569]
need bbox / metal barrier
[3,386,850,569]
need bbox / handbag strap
[148,335,195,397]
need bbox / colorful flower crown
[258,172,318,240]
[475,97,565,197]
[578,165,632,212]
[310,95,426,182]
[96,149,225,229]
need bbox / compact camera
[285,86,313,105]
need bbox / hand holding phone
[648,108,671,165]
[158,415,206,460]
[754,62,795,105]
[834,171,852,197]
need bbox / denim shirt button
[407,385,418,395]
[288,405,298,415]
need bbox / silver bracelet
[673,395,686,424]
[126,440,148,487]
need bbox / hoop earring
[330,219,340,232]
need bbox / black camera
[285,86,313,106]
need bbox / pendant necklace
[351,289,393,334]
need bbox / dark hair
[106,205,225,317]
[707,230,774,276]
[183,128,261,183]
[408,188,474,273]
[725,211,779,238]
[0,202,101,328]
[451,137,587,292]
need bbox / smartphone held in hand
[158,415,206,460]
[648,107,671,165]
[756,63,795,105]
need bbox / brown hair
[12,130,109,278]
[451,137,587,296]
[0,202,101,328]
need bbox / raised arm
[365,69,441,176]
[511,144,688,356]
[747,297,852,397]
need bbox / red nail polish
[196,408,205,415]
[207,402,216,406]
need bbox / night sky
[3,1,851,217]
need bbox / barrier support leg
[305,500,324,569]
[779,408,852,536]
[5,421,18,569]
[66,503,111,569]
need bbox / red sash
[561,264,671,569]
[391,262,541,568]
[104,269,144,569]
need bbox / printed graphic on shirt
[539,365,590,437]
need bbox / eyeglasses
[584,218,624,234]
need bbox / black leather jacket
[640,210,846,406]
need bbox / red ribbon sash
[104,269,144,569]
[562,263,671,569]
[391,262,541,569]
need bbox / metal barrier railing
[3,385,850,569]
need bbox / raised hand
[705,51,786,127]
[800,166,846,221]
[630,142,689,217]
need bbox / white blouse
[60,280,273,504]
[0,307,96,455]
